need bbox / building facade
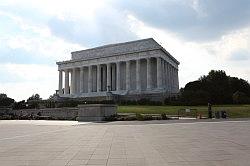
[56,38,179,101]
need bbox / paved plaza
[0,120,250,166]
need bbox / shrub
[232,91,250,104]
[161,113,167,120]
[143,115,153,120]
[135,113,144,121]
[13,100,26,109]
[0,94,15,107]
[137,98,150,105]
[104,115,117,121]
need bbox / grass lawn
[118,105,250,118]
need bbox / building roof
[58,38,179,65]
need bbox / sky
[0,0,250,101]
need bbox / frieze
[58,50,178,70]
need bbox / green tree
[27,94,42,109]
[27,94,41,101]
[0,93,15,107]
[182,70,250,104]
[232,91,250,104]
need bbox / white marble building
[56,38,179,100]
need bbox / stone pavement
[0,120,250,166]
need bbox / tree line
[179,70,250,105]
[1,70,250,107]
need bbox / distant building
[56,38,179,101]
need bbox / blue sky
[0,0,250,101]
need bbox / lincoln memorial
[56,38,179,101]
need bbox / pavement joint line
[0,120,92,126]
[0,127,75,141]
[155,120,250,125]
[0,120,250,165]
[124,120,250,126]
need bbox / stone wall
[3,104,117,121]
[13,108,78,120]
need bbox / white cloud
[204,27,250,61]
[1,0,107,19]
[128,14,218,87]
[0,8,84,62]
[128,13,250,86]
[5,34,84,61]
[200,27,250,82]
[0,0,250,101]
[0,63,58,101]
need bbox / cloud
[0,0,250,100]
[202,27,250,61]
[114,0,250,41]
[0,7,84,100]
[229,49,250,61]
[47,7,137,47]
[0,9,84,63]
[0,63,57,101]
[127,15,219,86]
[0,47,51,65]
[1,0,138,47]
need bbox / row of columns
[58,57,178,95]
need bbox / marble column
[64,69,69,94]
[103,66,107,91]
[126,61,130,90]
[97,64,101,92]
[71,68,76,94]
[107,63,111,91]
[157,57,163,89]
[116,62,120,91]
[173,67,175,92]
[166,62,169,92]
[173,68,176,92]
[162,60,166,89]
[80,67,84,93]
[172,67,174,91]
[146,58,152,90]
[168,63,171,92]
[136,59,141,91]
[174,68,178,92]
[176,68,179,91]
[111,64,116,91]
[88,66,92,93]
[58,70,63,95]
[170,65,173,92]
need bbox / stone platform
[77,104,117,121]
